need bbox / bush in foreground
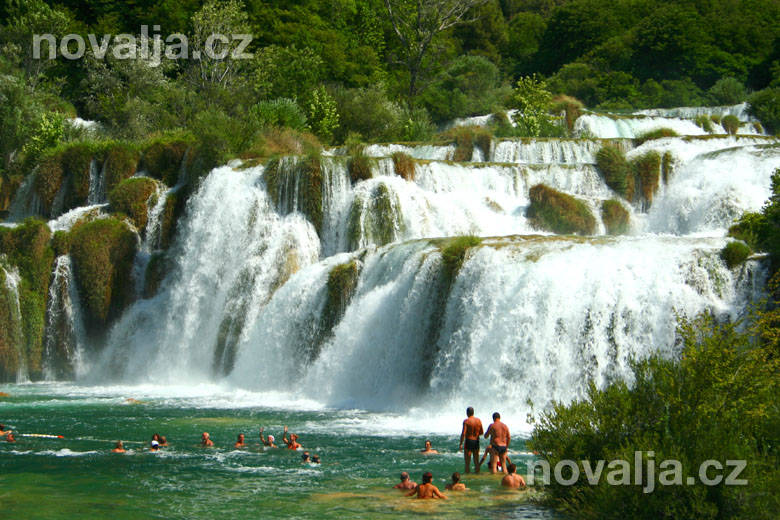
[527,184,596,235]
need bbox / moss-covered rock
[348,154,372,184]
[601,199,630,235]
[596,145,634,200]
[34,152,65,216]
[103,142,139,193]
[346,182,404,250]
[0,219,54,379]
[444,125,493,162]
[265,154,323,233]
[721,115,740,135]
[551,95,584,132]
[51,230,72,257]
[321,260,360,333]
[391,151,415,181]
[631,151,661,207]
[61,142,96,210]
[0,174,23,214]
[159,190,187,250]
[720,241,751,268]
[635,128,679,145]
[695,115,714,133]
[439,235,482,280]
[108,177,159,231]
[69,217,138,334]
[527,184,596,235]
[142,138,190,186]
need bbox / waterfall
[1,265,27,382]
[132,180,168,297]
[7,173,43,221]
[633,103,754,122]
[87,158,107,205]
[48,204,107,232]
[42,256,86,380]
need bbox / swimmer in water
[5,432,15,443]
[311,454,321,464]
[301,451,310,463]
[112,441,126,453]
[420,440,439,454]
[150,440,160,451]
[259,427,277,448]
[159,436,168,447]
[235,433,246,448]
[201,432,214,447]
[501,463,526,489]
[393,472,417,490]
[0,424,9,437]
[282,426,301,450]
[445,472,467,491]
[406,472,447,499]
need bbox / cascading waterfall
[87,158,107,205]
[7,106,770,421]
[132,180,168,297]
[2,266,27,382]
[42,256,86,380]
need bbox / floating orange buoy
[0,392,10,397]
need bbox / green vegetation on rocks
[69,217,138,334]
[159,191,186,250]
[321,260,360,333]
[662,151,674,183]
[634,128,679,145]
[596,145,634,200]
[391,152,415,181]
[108,177,159,231]
[347,144,372,184]
[51,230,72,257]
[439,235,482,280]
[143,252,168,298]
[601,200,630,235]
[265,154,323,233]
[103,142,139,192]
[747,88,779,135]
[141,137,190,186]
[33,152,64,216]
[527,184,596,235]
[632,151,661,207]
[347,182,404,250]
[720,241,751,268]
[60,142,96,209]
[721,115,740,135]
[0,264,23,381]
[551,95,584,132]
[442,125,492,162]
[695,115,714,133]
[0,219,54,379]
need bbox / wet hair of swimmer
[507,463,517,474]
[451,472,461,483]
[302,452,310,461]
[466,407,474,417]
[493,412,500,421]
[311,455,320,463]
[422,472,433,484]
[400,472,409,481]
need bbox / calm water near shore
[1,383,558,519]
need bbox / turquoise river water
[0,383,558,519]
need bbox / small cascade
[87,158,107,205]
[7,173,43,221]
[491,138,632,164]
[1,265,27,382]
[575,114,708,139]
[633,103,754,122]
[48,204,107,232]
[42,256,85,380]
[363,143,455,161]
[132,181,168,297]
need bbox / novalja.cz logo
[32,25,253,63]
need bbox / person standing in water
[406,472,447,499]
[501,463,526,489]
[282,426,301,450]
[393,472,417,490]
[259,427,277,448]
[201,432,214,447]
[484,412,510,474]
[459,406,483,473]
[112,441,126,453]
[420,440,438,454]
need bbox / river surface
[0,383,558,519]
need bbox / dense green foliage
[69,217,138,334]
[720,240,752,268]
[729,169,780,264]
[529,310,780,519]
[527,184,596,235]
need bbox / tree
[383,0,488,99]
[511,74,554,137]
[189,0,251,90]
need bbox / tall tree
[383,0,488,99]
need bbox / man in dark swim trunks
[484,412,510,474]
[459,406,484,473]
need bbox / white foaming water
[491,138,630,164]
[91,165,321,383]
[633,103,753,122]
[363,143,455,161]
[575,114,708,139]
[2,264,26,381]
[47,204,107,232]
[87,158,107,205]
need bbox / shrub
[306,86,339,144]
[108,177,159,231]
[710,114,722,125]
[631,151,661,206]
[60,142,96,209]
[391,152,415,181]
[720,241,751,268]
[527,184,596,235]
[708,77,747,105]
[551,95,584,132]
[721,114,740,135]
[601,200,630,235]
[249,98,307,131]
[596,145,634,200]
[440,235,482,279]
[33,151,64,216]
[634,128,679,145]
[441,125,493,162]
[321,260,360,332]
[695,115,714,133]
[398,106,436,142]
[333,86,401,143]
[727,212,767,251]
[69,217,138,333]
[51,230,71,257]
[348,154,372,184]
[747,88,780,134]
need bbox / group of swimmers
[107,426,320,463]
[394,408,527,500]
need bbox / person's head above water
[451,472,461,483]
[115,440,123,448]
[302,451,310,461]
[311,455,320,463]
[466,407,474,417]
[267,435,274,443]
[422,472,433,484]
[400,472,410,481]
[424,440,432,449]
[492,412,501,421]
[237,433,244,441]
[507,463,517,475]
